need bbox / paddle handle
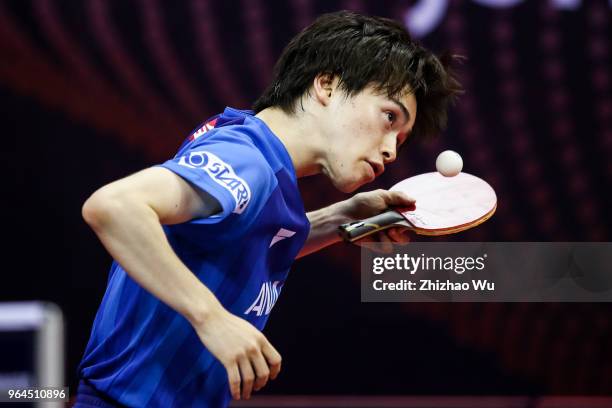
[338,211,407,242]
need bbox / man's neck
[255,107,322,178]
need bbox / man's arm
[82,167,280,401]
[297,189,415,258]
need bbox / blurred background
[1,0,612,403]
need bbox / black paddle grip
[338,211,406,242]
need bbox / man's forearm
[297,201,351,258]
[82,194,222,325]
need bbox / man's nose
[381,138,397,164]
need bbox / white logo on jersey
[244,281,282,316]
[269,228,296,248]
[178,151,251,214]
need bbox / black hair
[253,11,462,140]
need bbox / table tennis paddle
[338,172,497,242]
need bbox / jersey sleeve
[157,131,275,225]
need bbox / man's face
[319,85,417,193]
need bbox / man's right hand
[192,307,282,400]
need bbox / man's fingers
[225,363,241,400]
[354,235,375,247]
[382,190,416,207]
[262,341,282,380]
[355,230,401,252]
[378,231,393,253]
[250,349,270,391]
[387,227,411,243]
[238,356,255,400]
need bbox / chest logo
[269,228,296,248]
[244,281,282,316]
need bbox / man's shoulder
[185,126,272,171]
[189,123,257,149]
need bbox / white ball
[436,150,463,177]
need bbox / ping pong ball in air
[436,150,463,177]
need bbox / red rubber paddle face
[390,172,497,235]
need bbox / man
[76,11,460,408]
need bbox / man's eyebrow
[390,97,410,125]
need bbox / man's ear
[312,73,338,106]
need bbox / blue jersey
[78,107,310,407]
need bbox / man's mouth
[366,160,384,178]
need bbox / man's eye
[386,112,396,123]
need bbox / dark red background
[2,0,612,396]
